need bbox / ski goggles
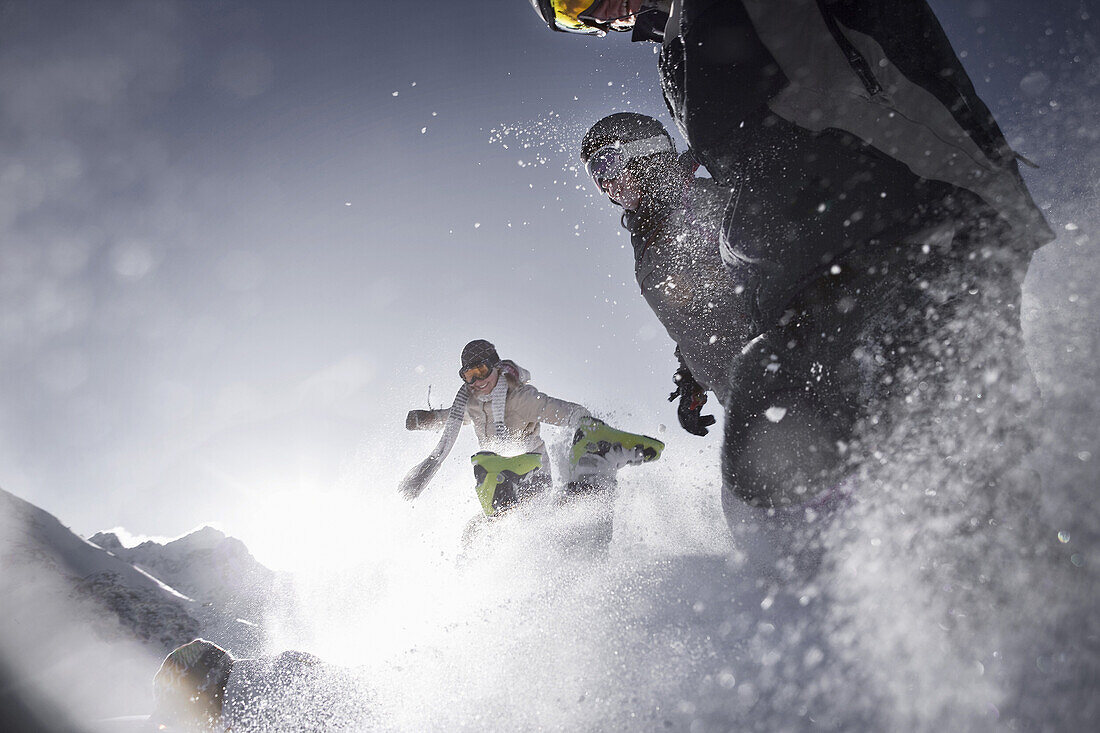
[460,363,494,384]
[585,135,675,183]
[530,0,639,35]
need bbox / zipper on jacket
[816,0,883,98]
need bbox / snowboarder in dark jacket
[580,112,754,436]
[529,0,1053,512]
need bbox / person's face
[467,366,499,396]
[599,168,643,210]
[578,0,646,31]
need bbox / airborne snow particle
[764,406,787,422]
[1019,70,1051,97]
[111,241,155,281]
[391,91,399,96]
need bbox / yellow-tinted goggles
[461,363,494,384]
[532,0,603,35]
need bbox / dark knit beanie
[460,340,500,371]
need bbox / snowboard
[471,451,544,517]
[569,417,664,467]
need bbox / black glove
[668,368,715,436]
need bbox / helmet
[581,113,673,164]
[528,0,639,35]
[582,113,676,185]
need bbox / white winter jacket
[409,362,589,469]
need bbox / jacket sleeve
[512,384,590,428]
[409,408,461,431]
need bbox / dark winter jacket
[652,0,1053,332]
[623,175,753,406]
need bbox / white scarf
[398,370,511,499]
[477,375,510,449]
[432,371,510,461]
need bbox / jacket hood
[499,359,530,385]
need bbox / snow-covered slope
[0,487,286,726]
[88,526,295,658]
[0,487,199,726]
[88,525,281,630]
[0,487,200,652]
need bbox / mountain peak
[169,525,227,550]
[88,531,124,551]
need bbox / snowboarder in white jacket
[400,340,658,514]
[405,339,591,481]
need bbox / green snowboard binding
[471,451,544,517]
[569,417,664,467]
